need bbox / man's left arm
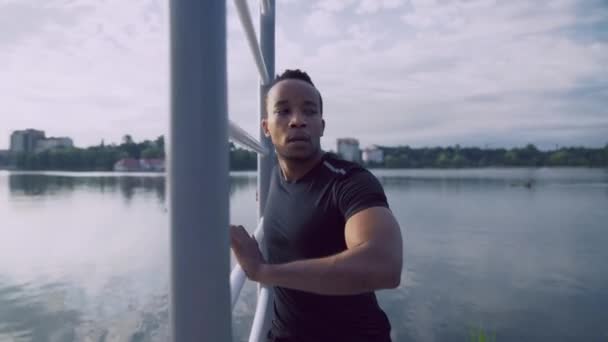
[231,206,403,295]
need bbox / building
[362,146,384,164]
[9,129,73,154]
[140,158,165,172]
[34,137,74,153]
[114,158,141,172]
[0,150,9,169]
[337,138,361,162]
[10,129,45,154]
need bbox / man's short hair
[268,69,323,115]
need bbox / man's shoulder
[322,153,372,180]
[323,153,388,218]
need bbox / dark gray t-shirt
[263,153,392,341]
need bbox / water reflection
[7,172,257,203]
[0,277,171,342]
[0,280,81,342]
[1,171,258,342]
[372,167,608,188]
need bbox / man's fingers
[230,224,259,256]
[230,225,246,241]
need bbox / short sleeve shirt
[263,153,392,341]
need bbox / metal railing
[169,0,275,341]
[229,120,269,156]
[231,1,276,341]
[233,0,272,85]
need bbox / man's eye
[276,109,289,115]
[304,109,317,115]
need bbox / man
[230,69,403,342]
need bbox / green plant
[469,327,496,342]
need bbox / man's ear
[262,118,271,137]
[321,119,325,137]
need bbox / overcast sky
[1,0,607,151]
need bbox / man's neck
[277,151,324,182]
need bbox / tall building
[34,137,74,153]
[337,138,361,162]
[362,146,384,164]
[9,129,74,154]
[0,150,9,168]
[10,129,45,154]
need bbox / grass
[469,327,496,342]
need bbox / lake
[1,168,607,341]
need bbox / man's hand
[230,225,266,282]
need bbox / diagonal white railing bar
[261,0,270,15]
[249,286,272,342]
[233,0,271,84]
[229,120,269,156]
[230,218,265,308]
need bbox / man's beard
[276,143,321,162]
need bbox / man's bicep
[344,206,402,252]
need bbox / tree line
[376,144,608,168]
[9,135,165,171]
[4,136,607,171]
[5,135,257,171]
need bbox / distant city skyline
[1,0,607,151]
[1,126,606,153]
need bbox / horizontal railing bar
[229,120,269,156]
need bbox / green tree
[141,147,163,159]
[155,135,165,150]
[451,152,468,168]
[435,152,451,168]
[122,135,134,145]
[548,150,569,166]
[504,150,520,166]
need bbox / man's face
[263,79,325,161]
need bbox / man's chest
[263,180,347,261]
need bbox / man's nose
[288,111,307,128]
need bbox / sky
[1,0,607,151]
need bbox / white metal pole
[169,1,231,341]
[257,2,275,217]
[250,1,276,341]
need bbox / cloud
[1,0,606,150]
[313,0,358,13]
[1,0,169,147]
[357,0,406,14]
[303,10,341,37]
[300,0,608,148]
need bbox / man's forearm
[257,243,401,295]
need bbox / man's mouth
[287,136,310,143]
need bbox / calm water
[1,168,607,341]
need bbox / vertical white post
[169,1,231,341]
[257,2,275,216]
[252,1,275,341]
